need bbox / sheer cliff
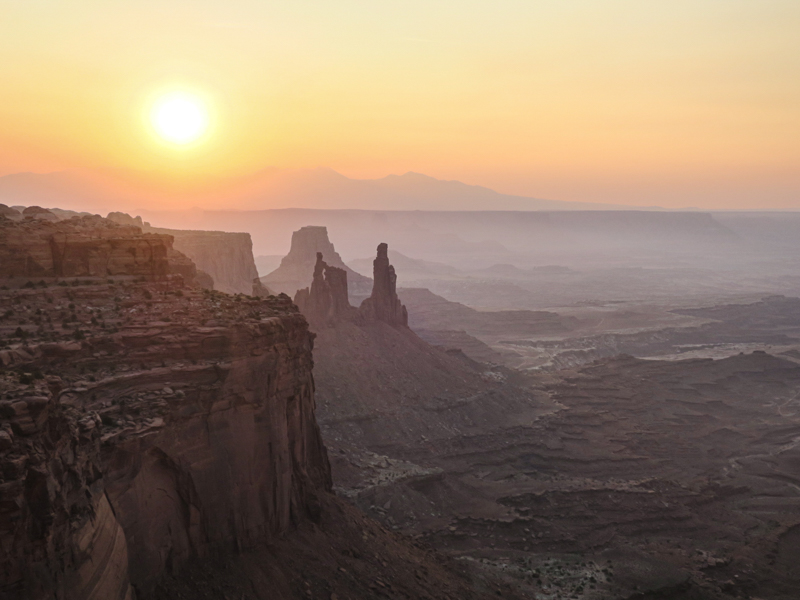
[0,280,331,599]
[0,213,212,288]
[106,212,263,296]
[1,217,527,600]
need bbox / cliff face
[262,226,372,304]
[161,229,261,296]
[106,212,262,296]
[0,215,183,281]
[0,225,331,598]
[0,218,531,600]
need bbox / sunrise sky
[1,1,799,209]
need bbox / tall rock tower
[359,243,408,327]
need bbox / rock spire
[294,252,355,327]
[359,243,408,327]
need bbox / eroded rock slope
[1,217,527,600]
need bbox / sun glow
[150,92,209,145]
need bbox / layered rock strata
[0,215,207,285]
[107,212,262,296]
[0,274,330,598]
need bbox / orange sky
[1,1,799,209]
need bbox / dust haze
[4,196,800,599]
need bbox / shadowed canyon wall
[0,217,331,599]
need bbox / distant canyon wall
[0,211,205,286]
[107,212,264,295]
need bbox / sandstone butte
[294,243,408,329]
[0,214,524,600]
[261,226,373,304]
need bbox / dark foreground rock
[0,281,330,598]
[0,222,527,600]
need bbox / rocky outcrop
[262,226,372,304]
[294,243,408,330]
[294,253,355,327]
[359,243,408,327]
[107,212,261,296]
[0,204,22,221]
[0,276,331,598]
[0,215,208,283]
[21,206,59,221]
[158,229,261,295]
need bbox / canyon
[283,226,800,600]
[0,214,526,600]
[4,208,800,600]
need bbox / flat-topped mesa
[262,226,373,304]
[107,212,261,295]
[0,214,207,286]
[359,242,409,327]
[294,252,355,327]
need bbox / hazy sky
[1,1,799,209]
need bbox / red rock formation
[21,206,59,221]
[0,215,203,282]
[107,212,261,296]
[0,226,531,600]
[0,204,22,221]
[294,252,355,327]
[262,226,372,303]
[359,243,408,327]
[0,280,330,599]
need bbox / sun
[150,92,209,145]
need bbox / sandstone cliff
[262,226,372,304]
[0,214,206,285]
[0,220,526,600]
[0,279,330,599]
[106,212,263,296]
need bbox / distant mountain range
[0,167,637,213]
